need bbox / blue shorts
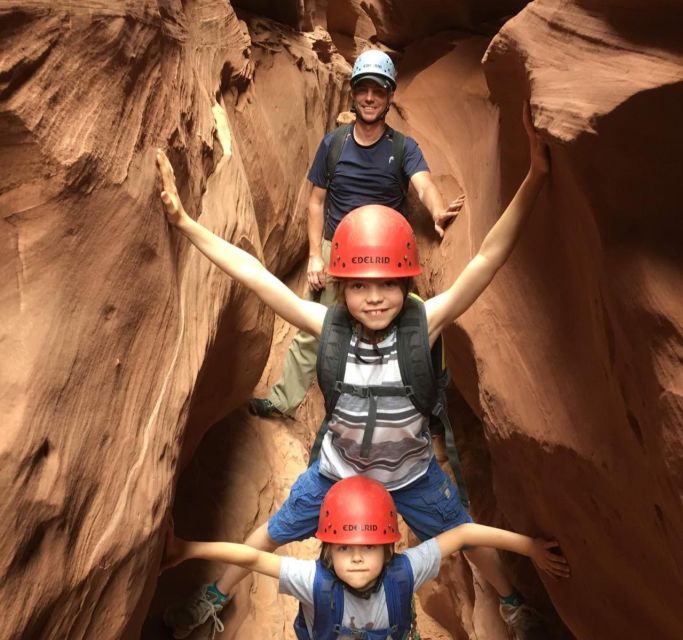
[268,456,472,544]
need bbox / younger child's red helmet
[328,205,421,278]
[316,476,401,544]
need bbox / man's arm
[156,150,326,338]
[435,523,570,579]
[410,171,465,238]
[307,185,327,291]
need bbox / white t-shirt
[279,538,441,638]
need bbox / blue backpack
[293,554,414,640]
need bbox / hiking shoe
[248,397,284,418]
[163,584,227,639]
[499,602,548,640]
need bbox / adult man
[248,49,463,419]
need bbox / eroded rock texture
[1,1,681,639]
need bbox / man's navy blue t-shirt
[307,126,429,238]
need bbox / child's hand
[156,149,188,227]
[523,102,550,175]
[530,539,571,580]
[160,518,188,573]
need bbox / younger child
[158,104,552,639]
[162,476,569,639]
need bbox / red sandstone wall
[1,1,682,639]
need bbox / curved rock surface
[1,1,681,639]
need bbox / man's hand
[433,193,466,238]
[307,254,326,291]
[156,149,188,227]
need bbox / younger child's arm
[435,523,570,579]
[162,530,282,580]
[156,150,326,339]
[425,103,549,345]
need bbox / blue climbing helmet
[351,50,396,90]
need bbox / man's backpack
[324,123,408,199]
[292,554,414,640]
[311,294,470,507]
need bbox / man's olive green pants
[267,240,333,414]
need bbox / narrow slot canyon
[1,2,682,639]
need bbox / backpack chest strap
[334,383,414,459]
[333,382,412,399]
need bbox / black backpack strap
[397,295,470,508]
[396,295,438,415]
[432,392,470,508]
[325,123,353,189]
[323,123,353,240]
[308,415,331,468]
[390,129,407,198]
[310,304,353,466]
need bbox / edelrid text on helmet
[351,50,396,90]
[328,205,421,278]
[316,476,401,544]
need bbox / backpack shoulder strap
[325,124,353,189]
[316,303,353,416]
[384,128,407,198]
[397,294,470,507]
[392,130,407,197]
[310,304,354,465]
[309,561,344,640]
[384,554,415,639]
[396,294,438,415]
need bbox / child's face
[343,278,405,334]
[330,543,386,590]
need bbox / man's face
[352,79,392,124]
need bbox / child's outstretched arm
[162,528,282,580]
[156,150,326,339]
[435,523,570,580]
[425,103,549,344]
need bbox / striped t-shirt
[318,326,433,490]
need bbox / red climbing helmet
[316,476,401,544]
[328,205,421,278]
